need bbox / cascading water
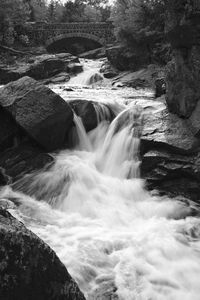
[68,59,104,86]
[2,59,200,300]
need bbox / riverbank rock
[69,100,114,132]
[0,106,20,152]
[165,1,200,134]
[141,101,199,154]
[43,72,70,84]
[106,45,149,71]
[137,98,200,201]
[112,65,165,90]
[0,208,85,300]
[0,53,82,84]
[0,142,53,185]
[155,77,166,98]
[0,77,73,151]
[141,149,200,202]
[166,47,200,118]
[100,61,119,79]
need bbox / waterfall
[68,59,104,86]
[93,102,112,124]
[73,113,93,151]
[2,59,200,300]
[69,70,104,86]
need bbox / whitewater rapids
[1,60,200,300]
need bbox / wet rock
[166,47,200,119]
[64,87,75,92]
[165,1,200,132]
[67,63,83,74]
[106,45,149,71]
[87,73,104,85]
[139,99,200,201]
[69,100,97,132]
[0,106,20,152]
[91,281,118,300]
[0,208,85,300]
[141,149,200,202]
[0,142,53,183]
[69,100,114,132]
[112,65,165,90]
[155,77,166,98]
[0,168,11,186]
[0,77,73,151]
[100,61,119,79]
[0,53,81,84]
[141,101,199,154]
[43,72,70,84]
[0,199,16,210]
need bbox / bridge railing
[27,22,113,31]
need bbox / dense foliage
[111,0,165,46]
[0,0,111,46]
[0,0,30,45]
[110,0,168,64]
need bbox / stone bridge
[27,22,115,49]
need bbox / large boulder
[0,142,53,185]
[112,65,165,90]
[155,77,166,98]
[106,45,149,71]
[0,106,20,152]
[141,149,200,202]
[69,100,114,132]
[0,208,85,300]
[165,1,200,135]
[0,53,82,84]
[0,77,73,151]
[141,100,199,154]
[166,47,200,119]
[138,99,200,201]
[100,61,119,79]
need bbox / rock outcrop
[106,45,150,71]
[0,142,53,184]
[165,1,200,135]
[0,208,85,300]
[0,77,73,151]
[0,53,83,84]
[133,98,200,202]
[141,100,199,154]
[100,60,119,79]
[111,65,165,90]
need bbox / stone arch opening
[46,33,105,55]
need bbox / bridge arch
[45,32,106,48]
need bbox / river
[1,59,200,300]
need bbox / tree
[61,0,85,22]
[61,0,111,22]
[47,0,64,23]
[111,0,165,46]
[0,0,30,45]
[28,0,48,22]
[83,5,102,22]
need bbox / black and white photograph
[0,0,200,299]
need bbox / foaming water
[1,60,200,300]
[68,59,104,87]
[2,105,200,300]
[73,113,92,151]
